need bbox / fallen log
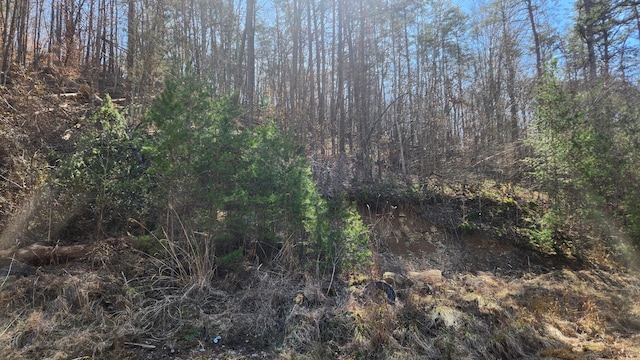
[0,243,92,266]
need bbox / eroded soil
[369,206,640,359]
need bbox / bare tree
[525,0,543,78]
[245,0,256,127]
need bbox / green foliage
[341,203,372,269]
[142,73,240,240]
[131,234,165,254]
[525,68,577,204]
[180,327,204,342]
[141,73,370,275]
[217,247,244,272]
[49,71,371,275]
[299,193,372,274]
[457,220,477,235]
[526,207,565,255]
[526,63,640,248]
[52,95,149,237]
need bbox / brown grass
[3,236,636,359]
[1,188,640,359]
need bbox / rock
[382,272,414,289]
[408,269,443,286]
[302,288,319,304]
[407,269,442,295]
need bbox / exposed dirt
[366,206,640,360]
[368,202,582,278]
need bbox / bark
[245,0,256,127]
[583,0,598,80]
[635,5,640,41]
[336,0,346,154]
[0,243,92,266]
[1,0,19,83]
[525,0,543,78]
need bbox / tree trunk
[337,0,346,154]
[0,243,92,266]
[245,0,256,127]
[525,0,543,78]
[1,0,19,83]
[583,0,597,81]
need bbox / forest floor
[0,191,639,360]
[0,69,639,359]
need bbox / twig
[0,310,24,338]
[0,95,18,112]
[55,92,81,97]
[34,108,55,115]
[0,173,24,189]
[0,256,14,288]
[326,242,341,296]
[124,342,156,349]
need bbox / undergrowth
[1,69,640,360]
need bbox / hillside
[1,192,639,359]
[0,70,639,360]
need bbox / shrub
[51,95,150,238]
[526,63,640,249]
[141,73,370,275]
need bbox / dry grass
[1,195,640,359]
[0,249,639,360]
[0,269,134,359]
[4,67,638,359]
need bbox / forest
[0,0,640,359]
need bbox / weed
[217,247,243,273]
[130,234,164,254]
[179,326,203,342]
[457,220,477,234]
[526,207,566,254]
